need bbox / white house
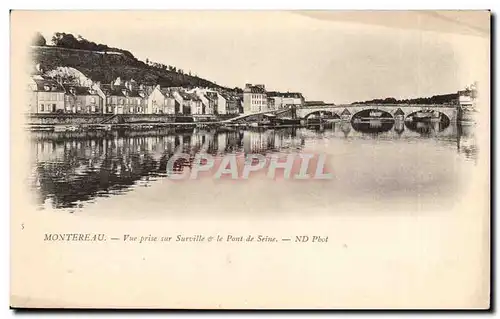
[243,84,267,114]
[188,88,216,115]
[146,85,167,114]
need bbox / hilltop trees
[351,93,458,105]
[32,32,230,92]
[50,32,135,58]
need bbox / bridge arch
[351,108,394,122]
[405,110,451,124]
[303,110,340,120]
[404,110,451,134]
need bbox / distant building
[189,88,217,115]
[268,91,305,109]
[29,77,66,113]
[159,87,178,114]
[171,88,191,115]
[267,97,276,111]
[171,88,203,115]
[101,80,149,114]
[192,88,241,115]
[243,84,267,114]
[186,92,203,115]
[458,83,478,108]
[63,84,104,114]
[219,92,240,115]
[147,85,177,114]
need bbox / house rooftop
[101,84,148,98]
[159,87,175,98]
[244,84,266,94]
[32,78,65,92]
[63,85,99,96]
[268,91,304,99]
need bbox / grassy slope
[31,46,227,90]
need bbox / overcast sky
[32,11,488,104]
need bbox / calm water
[27,120,478,215]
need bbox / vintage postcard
[10,10,490,309]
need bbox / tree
[51,32,79,49]
[32,32,46,46]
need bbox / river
[27,120,478,218]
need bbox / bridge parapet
[296,104,458,122]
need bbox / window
[65,95,70,101]
[40,104,44,111]
[91,97,96,103]
[119,99,124,105]
[130,107,133,113]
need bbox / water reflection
[456,123,478,162]
[351,119,395,134]
[404,118,450,136]
[29,121,477,210]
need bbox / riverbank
[25,113,239,131]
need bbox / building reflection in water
[29,121,477,210]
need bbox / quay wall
[26,114,239,125]
[27,114,109,125]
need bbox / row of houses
[27,66,306,116]
[27,75,242,116]
[242,84,305,114]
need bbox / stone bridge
[295,104,458,122]
[224,104,458,123]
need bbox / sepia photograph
[10,10,491,309]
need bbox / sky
[30,11,489,104]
